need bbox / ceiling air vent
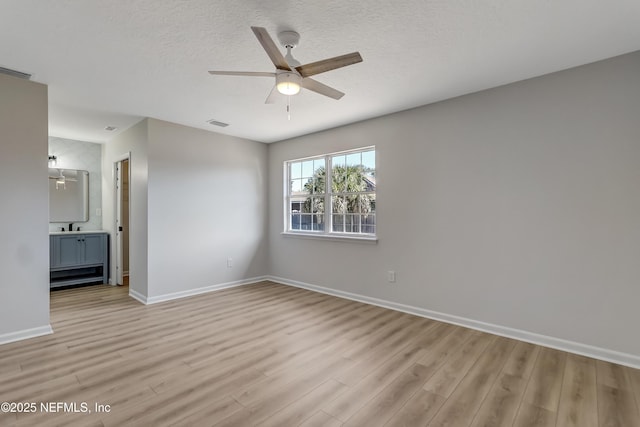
[104,126,118,131]
[207,119,229,128]
[0,66,32,80]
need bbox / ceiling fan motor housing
[278,31,300,49]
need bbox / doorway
[114,156,130,286]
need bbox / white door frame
[113,152,130,286]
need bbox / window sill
[281,231,378,244]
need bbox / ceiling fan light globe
[276,72,302,95]
[277,81,301,95]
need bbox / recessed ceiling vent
[207,119,229,127]
[104,126,118,131]
[0,66,32,80]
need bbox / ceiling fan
[208,26,363,104]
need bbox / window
[285,147,376,238]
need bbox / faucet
[69,223,74,232]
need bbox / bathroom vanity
[49,231,109,288]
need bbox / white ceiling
[1,1,639,144]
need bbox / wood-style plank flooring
[0,281,639,426]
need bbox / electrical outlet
[227,258,233,268]
[387,270,396,283]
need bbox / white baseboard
[267,276,640,369]
[131,276,269,305]
[0,325,53,345]
[128,288,148,304]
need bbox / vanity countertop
[49,230,108,235]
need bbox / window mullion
[325,154,332,235]
[285,164,290,231]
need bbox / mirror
[49,168,89,222]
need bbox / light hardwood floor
[1,281,639,426]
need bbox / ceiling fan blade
[208,71,275,77]
[251,26,291,71]
[265,86,279,104]
[295,52,362,78]
[301,78,345,100]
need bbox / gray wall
[146,119,269,299]
[48,137,103,231]
[0,74,50,341]
[268,52,640,360]
[102,119,149,298]
[102,118,269,301]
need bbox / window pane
[358,193,375,215]
[291,213,301,230]
[290,162,302,179]
[316,197,325,214]
[361,214,376,234]
[310,178,324,194]
[311,159,326,194]
[332,214,344,233]
[331,195,346,214]
[332,155,345,168]
[313,158,325,174]
[290,200,302,213]
[361,150,375,172]
[332,167,345,192]
[331,197,375,234]
[295,213,322,231]
[301,197,323,214]
[312,214,324,231]
[345,195,360,213]
[331,156,375,195]
[299,214,312,230]
[301,177,313,194]
[290,178,302,193]
[346,152,361,167]
[344,214,357,233]
[302,160,314,178]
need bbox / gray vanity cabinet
[50,232,109,288]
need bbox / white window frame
[283,146,377,242]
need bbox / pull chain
[287,95,291,121]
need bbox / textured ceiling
[1,0,639,143]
